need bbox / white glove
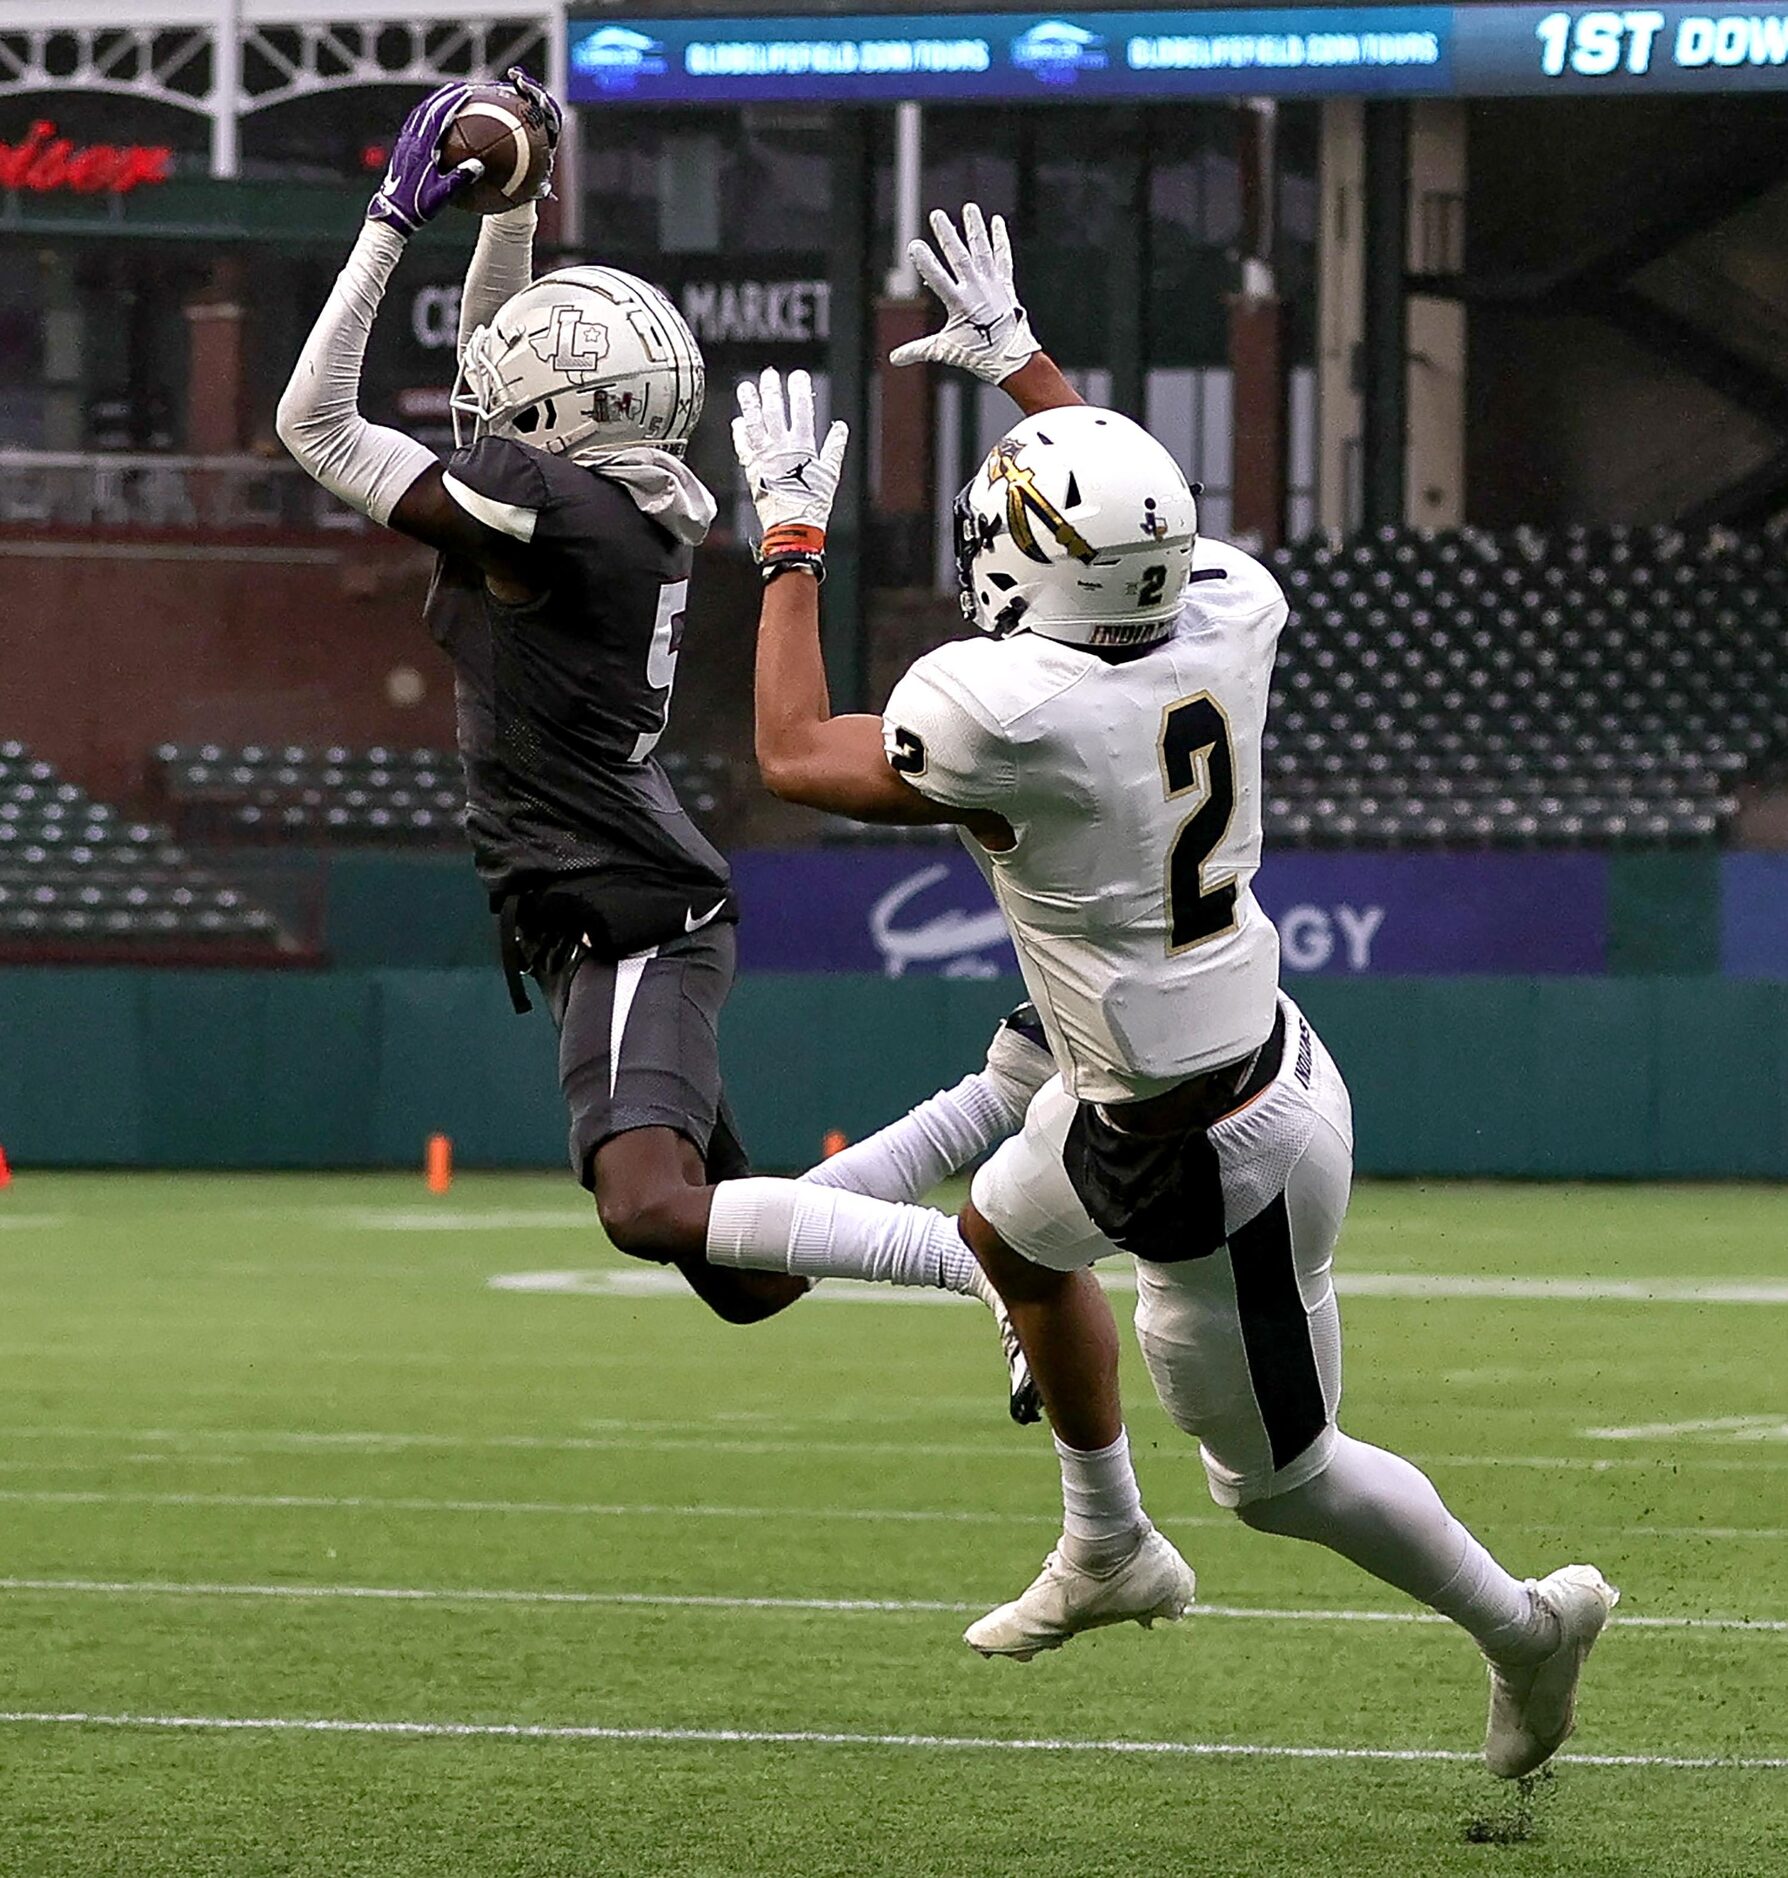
[888,203,1041,385]
[733,367,849,542]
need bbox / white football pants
[972,994,1353,1508]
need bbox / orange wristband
[759,521,827,561]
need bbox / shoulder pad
[883,650,1017,813]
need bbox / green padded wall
[0,969,1783,1178]
[1607,851,1722,975]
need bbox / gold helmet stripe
[987,441,1096,566]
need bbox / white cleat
[965,1527,1196,1661]
[991,1293,1042,1425]
[1484,1564,1621,1779]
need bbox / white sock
[706,1178,981,1293]
[1056,1428,1148,1572]
[1239,1433,1555,1662]
[799,1073,1016,1203]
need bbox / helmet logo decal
[590,385,639,424]
[530,306,610,374]
[987,440,1096,567]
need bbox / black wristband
[761,553,826,585]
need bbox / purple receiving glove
[367,83,481,236]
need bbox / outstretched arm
[753,569,955,825]
[456,201,537,361]
[276,75,554,588]
[733,368,995,832]
[276,84,476,528]
[274,212,439,530]
[888,204,1084,418]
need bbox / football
[438,82,553,215]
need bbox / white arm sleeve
[274,220,437,529]
[456,200,537,361]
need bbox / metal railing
[0,451,366,532]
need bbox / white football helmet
[954,405,1197,649]
[452,265,705,459]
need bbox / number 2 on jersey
[1159,692,1239,952]
[628,579,688,763]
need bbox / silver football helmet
[452,265,705,459]
[954,405,1197,649]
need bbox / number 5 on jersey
[1159,692,1239,953]
[629,579,688,763]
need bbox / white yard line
[327,1210,598,1232]
[0,1708,1779,1770]
[8,1425,1788,1468]
[0,1575,1782,1633]
[5,1487,1788,1543]
[1411,1452,1788,1472]
[0,1577,972,1614]
[0,1457,247,1473]
[488,1267,1788,1304]
[0,1489,1072,1528]
[0,1426,1034,1458]
[1583,1416,1788,1442]
[492,1268,972,1305]
[1338,1274,1788,1304]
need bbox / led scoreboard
[1461,5,1788,89]
[566,7,1788,103]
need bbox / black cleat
[1000,1001,1048,1052]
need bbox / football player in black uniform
[275,76,809,1321]
[274,81,1055,1368]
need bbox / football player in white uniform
[704,205,1618,1780]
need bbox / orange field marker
[425,1133,452,1193]
[0,1144,10,1189]
[821,1129,848,1158]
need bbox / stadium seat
[0,743,284,951]
[152,740,753,850]
[154,742,470,846]
[55,525,1788,878]
[1261,525,1784,847]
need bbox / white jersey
[883,537,1285,1103]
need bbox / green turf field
[0,1173,1785,1877]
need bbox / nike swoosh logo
[685,899,727,933]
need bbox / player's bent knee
[1233,1451,1335,1532]
[960,1200,1071,1304]
[1236,1494,1292,1531]
[594,1189,704,1263]
[591,1127,710,1261]
[591,1149,809,1323]
[594,1188,664,1260]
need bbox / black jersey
[424,437,729,953]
